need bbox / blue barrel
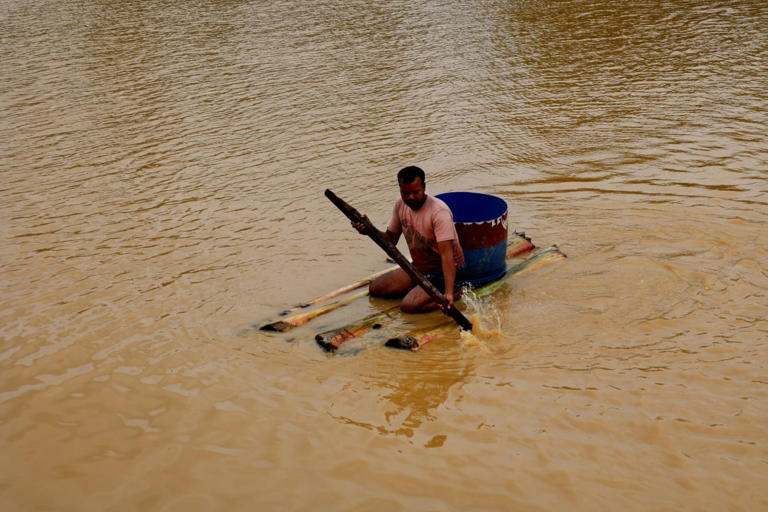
[436,192,508,286]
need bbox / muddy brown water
[1,0,767,510]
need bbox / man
[353,166,464,313]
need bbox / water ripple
[2,0,767,509]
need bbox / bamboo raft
[255,232,566,352]
[316,245,565,351]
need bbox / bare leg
[370,268,413,298]
[400,282,463,313]
[373,269,462,313]
[400,285,439,313]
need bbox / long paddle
[325,189,473,331]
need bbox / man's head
[397,166,427,210]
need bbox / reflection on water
[1,0,767,510]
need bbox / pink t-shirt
[387,195,464,272]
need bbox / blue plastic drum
[436,192,508,286]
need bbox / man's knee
[400,289,438,313]
[369,276,401,297]
[401,300,438,314]
[370,270,410,297]
[369,279,388,297]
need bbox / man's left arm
[437,240,456,310]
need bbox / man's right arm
[384,228,400,245]
[351,218,401,245]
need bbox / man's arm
[437,240,456,309]
[351,217,401,245]
[385,228,401,246]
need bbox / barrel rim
[435,191,508,223]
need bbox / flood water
[2,0,767,510]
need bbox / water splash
[458,288,506,352]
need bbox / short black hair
[397,166,425,185]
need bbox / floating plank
[314,305,400,351]
[259,289,369,332]
[276,266,395,316]
[507,231,535,257]
[384,332,439,351]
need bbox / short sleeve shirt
[387,195,464,272]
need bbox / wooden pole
[259,289,369,332]
[325,189,473,331]
[277,266,395,316]
[315,305,399,352]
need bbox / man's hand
[440,291,454,312]
[351,215,369,234]
[352,220,401,247]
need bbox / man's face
[399,178,426,210]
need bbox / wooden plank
[276,266,395,317]
[259,289,368,332]
[314,305,400,351]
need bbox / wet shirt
[387,195,464,272]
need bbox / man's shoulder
[428,195,451,212]
[425,196,454,220]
